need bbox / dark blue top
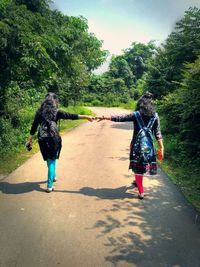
[111,112,162,141]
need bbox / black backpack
[38,120,60,139]
[132,111,157,164]
[38,110,60,140]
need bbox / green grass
[157,113,200,213]
[119,100,137,110]
[159,160,200,212]
[0,106,93,176]
[83,100,137,110]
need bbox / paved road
[0,107,200,267]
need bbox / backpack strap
[134,111,157,130]
[134,111,145,130]
[147,113,157,130]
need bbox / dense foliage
[146,7,200,99]
[147,7,200,168]
[84,42,156,106]
[0,0,106,153]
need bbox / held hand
[86,116,95,122]
[26,136,32,151]
[28,136,32,146]
[95,116,105,122]
[78,115,95,122]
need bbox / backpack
[38,120,60,139]
[38,110,60,140]
[132,111,157,164]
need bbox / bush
[91,99,102,106]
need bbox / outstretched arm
[96,113,134,122]
[57,110,94,122]
[79,115,94,122]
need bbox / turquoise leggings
[47,159,56,188]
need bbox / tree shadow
[89,180,200,267]
[106,156,129,161]
[56,185,137,200]
[0,181,46,194]
[111,122,133,130]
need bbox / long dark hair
[38,92,59,122]
[136,91,155,117]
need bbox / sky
[51,0,200,73]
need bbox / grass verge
[159,160,200,213]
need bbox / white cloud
[88,19,154,55]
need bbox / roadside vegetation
[0,1,199,210]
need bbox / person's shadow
[56,185,136,200]
[0,181,137,198]
[0,181,46,194]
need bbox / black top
[30,110,79,135]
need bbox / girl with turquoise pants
[27,92,93,192]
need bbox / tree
[0,0,107,112]
[178,57,200,157]
[15,0,50,13]
[108,56,134,88]
[146,7,200,98]
[124,41,156,81]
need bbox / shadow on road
[111,122,133,130]
[56,185,137,200]
[0,180,46,194]
[88,178,200,267]
[106,156,129,161]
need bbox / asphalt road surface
[0,107,200,267]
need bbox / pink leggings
[135,174,144,194]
